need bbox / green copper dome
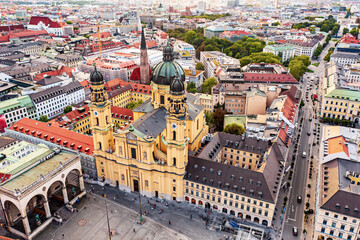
[152,43,185,85]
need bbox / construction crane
[96,17,103,59]
[58,8,63,32]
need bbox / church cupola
[167,77,187,118]
[89,66,108,105]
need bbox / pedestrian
[190,214,192,220]
[84,205,87,210]
[94,196,96,200]
[169,220,171,225]
[133,228,136,233]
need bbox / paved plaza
[33,193,190,240]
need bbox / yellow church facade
[89,45,208,201]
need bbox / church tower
[166,76,189,170]
[89,67,114,153]
[140,28,150,84]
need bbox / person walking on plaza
[190,214,192,220]
[169,220,171,225]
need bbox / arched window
[106,116,109,124]
[197,119,199,129]
[173,131,176,140]
[144,152,147,160]
[173,157,176,166]
[119,146,123,154]
[145,180,148,187]
[160,95,165,104]
[121,174,125,181]
[95,117,99,126]
[98,142,102,150]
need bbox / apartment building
[286,39,318,58]
[314,126,360,240]
[331,52,360,67]
[345,64,360,83]
[184,133,284,227]
[0,96,37,126]
[200,51,239,79]
[263,44,295,62]
[321,88,360,121]
[55,54,83,68]
[30,81,85,119]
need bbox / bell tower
[89,66,114,153]
[140,28,150,84]
[166,77,188,170]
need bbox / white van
[302,152,307,158]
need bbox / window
[350,227,354,232]
[160,95,165,104]
[347,235,352,240]
[341,224,345,230]
[143,152,147,160]
[331,222,336,227]
[121,174,125,181]
[145,180,148,187]
[173,186,176,191]
[131,148,136,159]
[173,131,176,140]
[321,227,325,233]
[323,220,327,225]
[339,232,343,238]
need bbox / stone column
[62,187,69,204]
[21,213,31,235]
[43,200,51,218]
[79,175,85,192]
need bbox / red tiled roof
[9,118,94,155]
[220,30,252,37]
[129,66,152,81]
[92,31,112,39]
[80,80,90,90]
[281,96,297,124]
[29,16,61,28]
[0,35,9,43]
[34,66,74,82]
[243,73,298,84]
[281,85,300,103]
[8,29,48,39]
[278,126,290,147]
[0,24,24,32]
[133,39,158,49]
[104,78,129,91]
[130,82,152,94]
[111,106,133,120]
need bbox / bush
[306,202,310,208]
[307,193,310,198]
[308,184,311,188]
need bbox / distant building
[263,44,295,62]
[27,16,63,36]
[285,39,318,58]
[29,82,85,119]
[219,30,255,42]
[198,1,206,13]
[205,26,236,38]
[321,88,360,122]
[331,52,360,67]
[200,51,239,78]
[0,96,37,126]
[54,54,83,68]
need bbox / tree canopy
[186,82,198,93]
[223,123,245,136]
[239,52,281,67]
[202,77,218,94]
[126,100,143,109]
[195,62,205,70]
[63,106,73,114]
[39,115,50,122]
[289,55,311,81]
[181,13,231,21]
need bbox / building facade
[0,96,37,127]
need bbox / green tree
[65,20,73,24]
[195,62,205,70]
[288,55,310,81]
[313,44,323,58]
[343,27,349,35]
[202,77,218,94]
[223,123,245,135]
[205,111,215,129]
[184,30,197,43]
[272,22,280,26]
[239,52,281,66]
[39,115,50,122]
[213,108,226,131]
[186,82,198,93]
[324,47,335,62]
[126,100,143,109]
[350,28,359,38]
[64,105,72,114]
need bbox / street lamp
[136,162,143,224]
[104,194,112,240]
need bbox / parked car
[293,227,298,236]
[297,196,302,203]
